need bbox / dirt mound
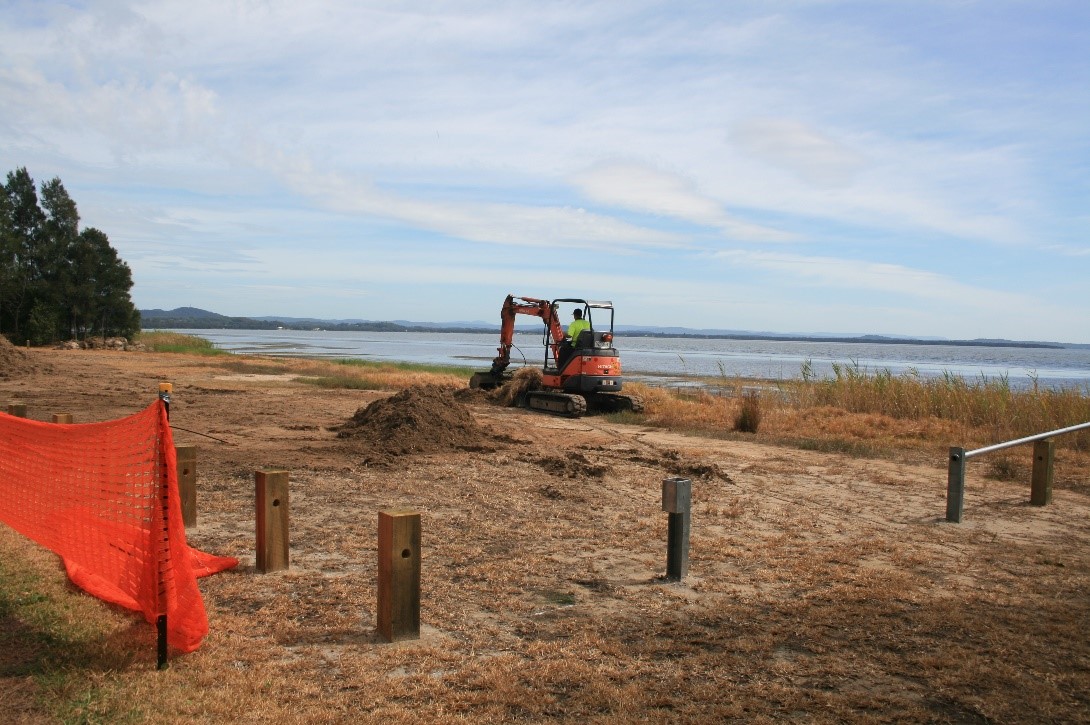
[521,451,608,479]
[0,336,35,380]
[336,385,492,459]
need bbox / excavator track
[525,391,588,417]
[589,392,644,414]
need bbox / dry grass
[3,347,1090,722]
[795,363,1090,449]
[490,367,543,406]
[626,370,1090,491]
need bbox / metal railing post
[944,421,1088,522]
[946,447,965,523]
[662,477,692,581]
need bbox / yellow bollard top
[158,382,173,393]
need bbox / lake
[157,328,1090,391]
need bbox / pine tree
[1,168,140,344]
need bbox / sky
[2,1,1088,343]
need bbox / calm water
[160,328,1090,391]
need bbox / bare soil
[2,347,1089,723]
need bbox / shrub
[734,390,762,433]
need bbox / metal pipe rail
[946,421,1090,523]
[963,421,1090,459]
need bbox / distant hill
[139,307,1071,348]
[141,307,280,330]
[142,307,224,320]
[141,308,491,333]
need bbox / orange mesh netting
[0,400,237,653]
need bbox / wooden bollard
[946,447,966,523]
[176,445,197,528]
[377,510,421,642]
[662,477,692,581]
[52,413,73,423]
[7,403,27,418]
[255,470,289,573]
[1030,439,1054,506]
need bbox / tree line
[1,167,139,344]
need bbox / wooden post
[176,445,198,528]
[377,510,421,642]
[946,447,966,523]
[662,477,692,581]
[1030,439,1054,506]
[52,413,73,423]
[7,403,27,418]
[255,470,289,573]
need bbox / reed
[789,361,1090,449]
[628,363,1089,469]
[136,331,225,355]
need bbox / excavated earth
[0,336,37,379]
[1,346,1089,723]
[336,385,494,463]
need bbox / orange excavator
[469,294,643,417]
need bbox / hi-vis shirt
[567,318,590,343]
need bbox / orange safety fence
[0,400,237,653]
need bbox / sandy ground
[2,346,1089,723]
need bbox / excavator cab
[549,299,617,370]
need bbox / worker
[567,308,591,347]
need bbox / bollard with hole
[946,447,966,523]
[377,510,421,642]
[662,477,692,581]
[7,403,27,418]
[1030,439,1054,506]
[52,413,73,423]
[176,445,197,528]
[255,470,289,573]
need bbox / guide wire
[169,425,235,445]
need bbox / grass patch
[986,455,1023,481]
[136,331,225,356]
[332,357,477,378]
[0,534,142,722]
[791,437,888,458]
[541,590,577,606]
[213,359,294,376]
[602,410,645,426]
[299,375,385,390]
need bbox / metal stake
[946,447,965,523]
[662,477,692,581]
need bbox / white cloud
[260,155,688,252]
[571,162,793,242]
[713,249,1033,309]
[732,118,866,188]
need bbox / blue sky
[2,1,1088,342]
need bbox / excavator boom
[489,295,565,377]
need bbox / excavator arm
[489,294,566,377]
